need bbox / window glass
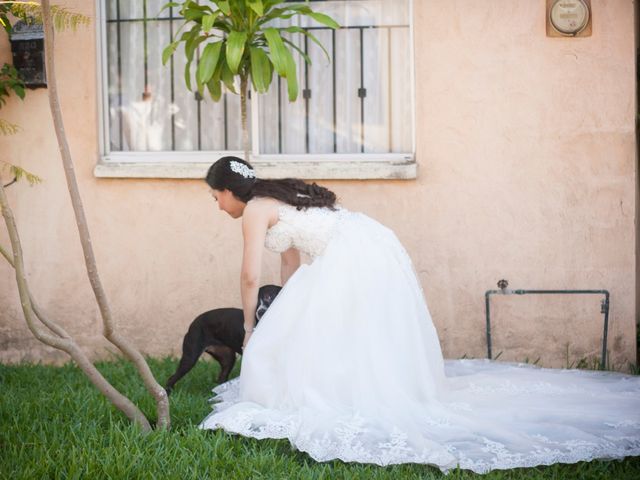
[104,0,411,156]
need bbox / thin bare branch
[2,176,16,187]
[0,177,151,431]
[240,76,249,162]
[40,0,170,429]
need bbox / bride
[199,156,640,473]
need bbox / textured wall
[0,0,637,369]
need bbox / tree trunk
[0,178,152,432]
[240,74,250,163]
[40,0,170,429]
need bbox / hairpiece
[229,160,256,179]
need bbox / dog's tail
[165,320,208,394]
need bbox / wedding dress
[199,204,640,473]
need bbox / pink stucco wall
[0,0,637,369]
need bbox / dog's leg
[166,332,205,394]
[205,345,237,384]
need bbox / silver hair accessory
[229,160,256,179]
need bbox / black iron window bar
[106,1,409,154]
[485,279,611,370]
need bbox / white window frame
[94,0,416,180]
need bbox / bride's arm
[280,248,301,285]
[240,203,270,348]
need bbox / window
[97,0,415,179]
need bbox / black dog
[165,284,281,394]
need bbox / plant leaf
[196,71,205,97]
[249,46,272,93]
[263,28,288,76]
[182,0,214,14]
[212,17,232,34]
[207,77,222,101]
[256,8,296,27]
[185,33,207,62]
[0,14,10,34]
[280,5,340,29]
[226,31,247,74]
[180,22,204,60]
[228,0,246,18]
[202,13,217,33]
[2,163,42,185]
[9,4,90,31]
[282,26,329,62]
[184,7,205,22]
[247,0,264,17]
[197,41,223,84]
[284,48,298,101]
[162,41,178,65]
[12,84,24,100]
[216,0,231,15]
[282,38,311,65]
[158,1,181,15]
[0,119,19,136]
[305,11,340,30]
[221,62,237,94]
[184,60,193,91]
[0,64,25,105]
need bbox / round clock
[549,0,590,36]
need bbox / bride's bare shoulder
[246,196,283,210]
[245,197,283,225]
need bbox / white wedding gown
[199,205,640,473]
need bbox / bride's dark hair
[205,156,337,210]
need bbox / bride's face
[211,188,245,218]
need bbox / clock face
[549,0,589,35]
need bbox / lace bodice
[264,204,348,258]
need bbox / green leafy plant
[162,0,339,161]
[0,2,13,32]
[0,64,23,138]
[0,5,38,185]
[0,0,89,180]
[0,1,89,31]
[0,64,25,107]
[0,162,41,186]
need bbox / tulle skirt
[199,212,640,473]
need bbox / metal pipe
[485,291,492,360]
[601,291,610,369]
[484,280,610,370]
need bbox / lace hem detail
[198,378,640,474]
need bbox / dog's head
[255,284,282,322]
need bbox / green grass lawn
[1,357,639,479]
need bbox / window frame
[94,0,417,180]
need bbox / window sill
[94,154,417,180]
